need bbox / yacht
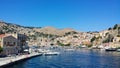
[44,51,60,56]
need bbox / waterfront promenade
[0,53,42,68]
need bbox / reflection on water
[7,49,120,68]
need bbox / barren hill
[0,21,77,36]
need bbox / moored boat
[79,45,87,48]
[117,49,120,52]
[65,49,74,51]
[44,52,60,56]
[105,48,117,51]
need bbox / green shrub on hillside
[117,35,120,37]
[102,34,114,43]
[58,43,65,46]
[65,43,70,46]
[0,30,4,34]
[87,44,93,48]
[108,27,112,30]
[90,36,96,42]
[57,41,70,46]
[113,24,118,30]
[118,27,120,30]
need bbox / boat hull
[105,48,117,51]
[44,52,60,56]
[117,49,120,52]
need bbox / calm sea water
[7,49,120,68]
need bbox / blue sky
[0,0,119,31]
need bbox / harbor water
[7,49,120,68]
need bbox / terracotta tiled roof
[0,34,6,37]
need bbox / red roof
[0,34,6,37]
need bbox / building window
[7,42,9,45]
[4,41,6,45]
[14,42,16,45]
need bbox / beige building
[0,33,28,55]
[0,34,19,55]
[7,33,28,52]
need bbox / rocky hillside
[33,26,76,36]
[0,21,77,36]
[108,24,120,36]
[90,24,120,46]
[0,21,120,47]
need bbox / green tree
[0,46,3,53]
[90,36,96,42]
[113,24,118,30]
[118,27,120,30]
[73,36,78,38]
[108,27,112,30]
[102,34,114,43]
[118,27,120,34]
[117,34,120,37]
[65,43,70,46]
[0,30,4,34]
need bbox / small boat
[65,49,74,51]
[105,48,117,51]
[79,45,87,48]
[117,49,120,52]
[37,49,48,53]
[44,52,60,56]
